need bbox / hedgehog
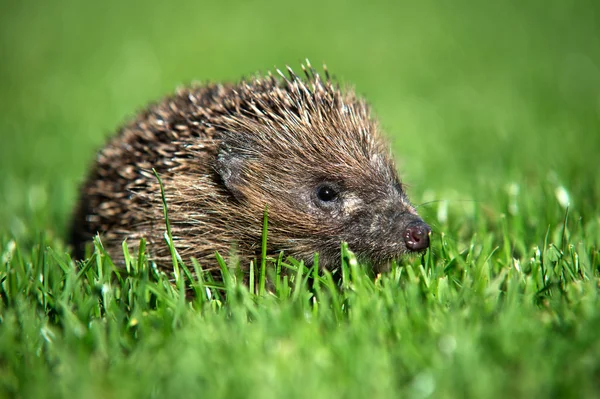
[70,63,430,277]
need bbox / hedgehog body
[71,65,430,274]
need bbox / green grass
[1,0,600,397]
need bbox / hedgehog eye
[316,184,339,202]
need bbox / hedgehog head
[214,65,430,269]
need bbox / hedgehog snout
[403,220,431,252]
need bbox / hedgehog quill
[70,63,430,275]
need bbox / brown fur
[70,63,428,274]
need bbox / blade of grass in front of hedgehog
[259,205,269,296]
[249,259,255,295]
[190,257,209,306]
[122,240,132,275]
[152,168,181,286]
[340,242,351,290]
[274,250,284,296]
[215,251,234,290]
[290,258,305,301]
[136,237,147,276]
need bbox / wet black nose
[403,221,431,252]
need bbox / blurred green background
[1,0,599,239]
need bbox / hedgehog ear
[216,143,247,202]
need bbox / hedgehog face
[299,168,431,268]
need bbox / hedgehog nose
[403,221,431,252]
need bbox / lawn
[1,0,600,397]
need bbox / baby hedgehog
[70,64,430,274]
